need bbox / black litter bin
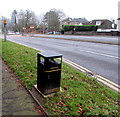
[37,52,62,95]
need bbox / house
[0,29,2,33]
[71,18,89,25]
[62,18,90,26]
[90,19,117,29]
[117,18,120,31]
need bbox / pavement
[34,34,119,45]
[1,57,44,116]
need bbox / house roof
[92,19,110,21]
[72,18,89,23]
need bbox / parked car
[47,32,53,34]
[7,31,15,35]
[47,31,60,35]
[15,32,20,35]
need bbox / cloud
[0,0,119,20]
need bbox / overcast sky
[0,0,119,21]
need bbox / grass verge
[1,39,120,116]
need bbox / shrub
[62,25,98,32]
[62,25,75,31]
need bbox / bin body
[37,52,62,95]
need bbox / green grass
[1,39,39,89]
[45,63,120,116]
[1,39,120,116]
[0,39,2,55]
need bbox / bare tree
[43,9,66,32]
[17,9,37,32]
[11,10,18,32]
[17,10,26,32]
[24,9,36,28]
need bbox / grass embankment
[1,39,120,116]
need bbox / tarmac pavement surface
[1,57,43,115]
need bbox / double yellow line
[62,58,120,93]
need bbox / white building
[117,18,120,32]
[118,2,120,32]
[0,29,2,33]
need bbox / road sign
[30,26,34,29]
[22,27,26,30]
[3,20,7,41]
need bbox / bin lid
[38,52,62,58]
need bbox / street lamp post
[3,20,7,42]
[30,26,34,36]
[22,27,26,36]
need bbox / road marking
[95,75,120,88]
[8,39,41,51]
[7,39,119,93]
[62,58,119,93]
[63,58,93,73]
[78,49,119,59]
[96,78,120,93]
[63,59,85,73]
[33,35,119,45]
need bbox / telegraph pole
[3,20,7,42]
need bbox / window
[96,21,102,26]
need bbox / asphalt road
[2,34,119,85]
[34,34,119,45]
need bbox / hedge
[62,25,75,31]
[62,25,98,32]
